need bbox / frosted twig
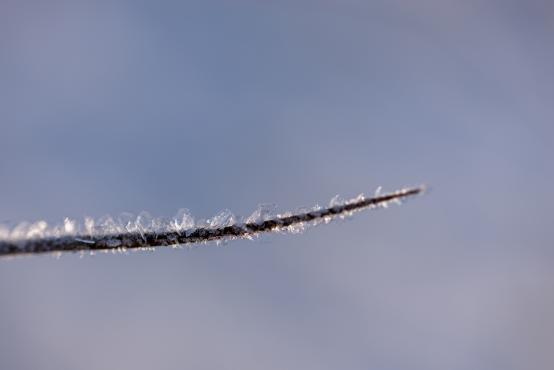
[0,186,425,257]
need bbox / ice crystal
[208,209,236,228]
[173,209,195,233]
[329,195,346,207]
[0,186,425,257]
[63,218,77,235]
[245,204,277,224]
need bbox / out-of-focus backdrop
[1,1,553,369]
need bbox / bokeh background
[1,1,553,369]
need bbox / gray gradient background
[1,1,553,369]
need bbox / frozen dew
[136,211,154,232]
[286,222,305,234]
[97,215,121,235]
[135,211,154,237]
[391,195,404,206]
[151,217,168,235]
[0,186,424,257]
[11,222,31,240]
[27,221,49,239]
[214,238,230,247]
[245,204,277,224]
[117,212,136,233]
[329,194,345,207]
[209,209,236,228]
[63,218,77,235]
[84,217,95,236]
[350,193,365,204]
[173,208,195,233]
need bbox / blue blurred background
[1,1,553,369]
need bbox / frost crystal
[136,211,154,233]
[27,221,48,238]
[97,215,120,235]
[84,217,95,236]
[63,218,77,235]
[173,209,195,232]
[329,195,345,207]
[209,209,236,228]
[0,186,425,257]
[245,204,277,224]
[117,213,136,233]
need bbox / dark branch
[0,186,424,257]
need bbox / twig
[0,186,424,257]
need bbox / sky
[1,1,553,369]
